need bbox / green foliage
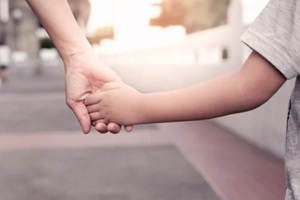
[40,37,55,49]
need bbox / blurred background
[0,0,290,200]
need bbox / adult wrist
[61,46,95,73]
[61,45,93,64]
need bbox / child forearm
[138,52,286,124]
[26,0,92,62]
[140,74,252,123]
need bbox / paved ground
[0,145,221,200]
[0,67,286,200]
[0,69,220,200]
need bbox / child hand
[85,82,143,126]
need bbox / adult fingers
[99,82,122,92]
[67,100,91,134]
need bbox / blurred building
[0,0,90,60]
[113,0,151,49]
[68,0,91,31]
[150,0,230,34]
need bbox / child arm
[85,51,286,125]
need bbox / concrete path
[0,68,285,200]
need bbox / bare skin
[85,51,286,125]
[26,0,133,133]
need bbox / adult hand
[64,50,133,134]
[26,0,133,134]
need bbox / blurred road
[0,66,221,200]
[0,68,79,133]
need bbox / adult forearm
[26,0,92,61]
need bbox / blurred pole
[0,0,9,44]
[12,8,23,51]
[0,0,9,23]
[227,0,243,68]
[0,0,9,86]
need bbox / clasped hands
[64,51,136,134]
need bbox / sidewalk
[0,67,285,200]
[162,121,285,200]
[0,122,285,200]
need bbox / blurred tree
[40,37,55,49]
[151,0,230,33]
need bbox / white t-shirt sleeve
[241,0,300,79]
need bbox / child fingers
[87,104,99,113]
[89,112,104,121]
[92,119,105,126]
[91,119,109,133]
[107,123,121,134]
[124,125,134,132]
[84,93,101,106]
[95,122,108,134]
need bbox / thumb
[98,82,123,92]
[67,99,91,134]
